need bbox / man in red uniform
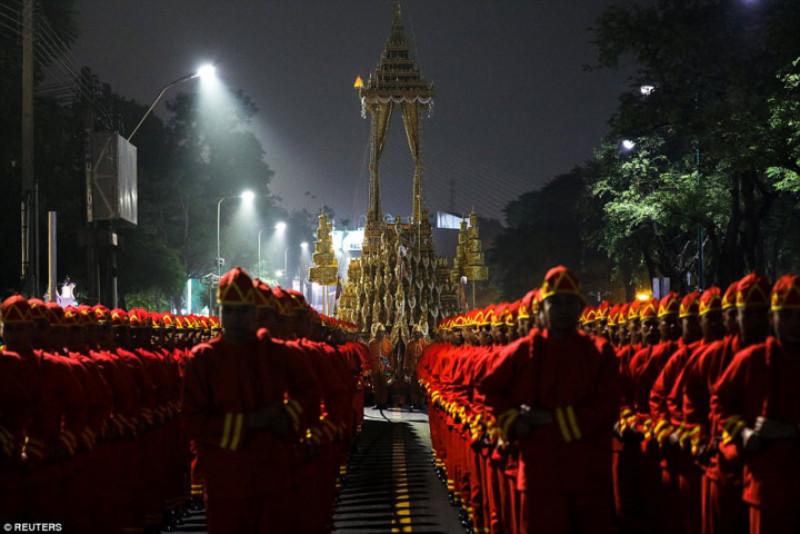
[368,323,394,409]
[0,295,87,525]
[712,273,800,533]
[479,266,619,534]
[405,324,428,410]
[182,267,295,533]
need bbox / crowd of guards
[418,267,800,534]
[0,266,372,534]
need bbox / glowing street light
[128,63,217,142]
[217,190,255,280]
[621,139,637,151]
[275,221,287,232]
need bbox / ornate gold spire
[392,0,403,44]
[465,211,488,282]
[334,0,456,340]
[308,212,338,286]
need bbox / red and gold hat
[679,291,700,318]
[286,289,306,306]
[596,301,610,322]
[584,306,598,324]
[93,304,111,325]
[722,282,738,310]
[451,315,467,329]
[658,292,680,317]
[607,304,621,327]
[161,312,176,329]
[505,302,518,326]
[1,295,33,324]
[45,302,65,326]
[110,308,129,327]
[28,299,47,322]
[63,306,80,327]
[271,286,291,316]
[539,265,582,301]
[151,312,164,329]
[209,316,221,331]
[491,305,506,327]
[77,305,95,325]
[736,273,771,308]
[518,289,536,320]
[218,267,256,306]
[628,300,642,321]
[639,297,659,319]
[617,303,630,324]
[128,308,144,328]
[771,274,800,310]
[699,287,722,316]
[254,280,278,309]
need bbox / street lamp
[217,190,255,279]
[257,221,287,279]
[128,63,216,142]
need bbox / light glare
[622,139,636,151]
[197,64,216,80]
[240,190,255,203]
[275,221,287,232]
[300,241,309,249]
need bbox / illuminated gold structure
[334,0,458,342]
[309,213,338,313]
[451,211,489,309]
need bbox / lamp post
[217,190,255,279]
[283,241,309,287]
[257,221,287,279]
[128,64,216,142]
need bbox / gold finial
[354,76,364,89]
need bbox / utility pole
[20,0,38,297]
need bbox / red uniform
[368,335,394,406]
[712,337,800,534]
[405,336,428,407]
[182,335,294,533]
[481,329,619,534]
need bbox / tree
[592,0,800,284]
[590,135,730,293]
[487,167,617,301]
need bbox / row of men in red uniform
[180,267,373,534]
[0,298,199,532]
[418,266,800,534]
[0,270,373,533]
[609,273,800,534]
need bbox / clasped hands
[515,404,554,438]
[741,416,798,452]
[247,402,291,438]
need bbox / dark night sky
[71,0,633,224]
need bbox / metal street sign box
[88,132,138,225]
